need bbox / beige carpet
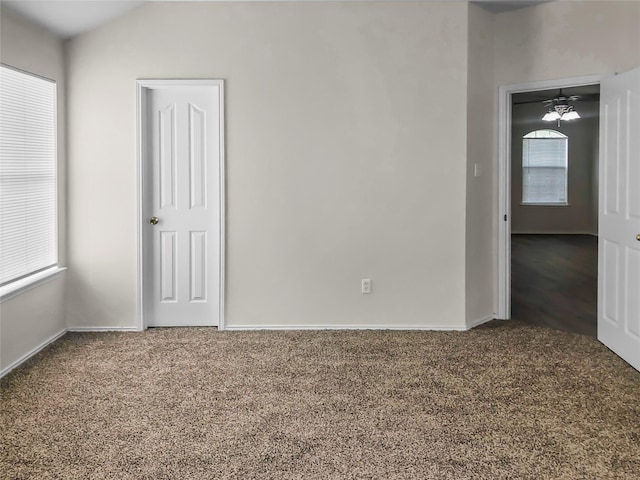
[1,320,639,479]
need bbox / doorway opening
[496,74,604,324]
[510,85,600,336]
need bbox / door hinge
[504,214,508,221]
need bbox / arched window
[522,129,568,205]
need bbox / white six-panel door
[598,67,640,371]
[139,81,224,327]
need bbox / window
[522,129,568,205]
[0,65,57,286]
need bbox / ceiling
[474,1,552,14]
[512,85,601,106]
[2,1,144,39]
[2,0,551,40]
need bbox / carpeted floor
[1,320,639,479]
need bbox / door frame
[496,74,604,319]
[135,79,226,331]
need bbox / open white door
[598,67,640,371]
[138,80,225,328]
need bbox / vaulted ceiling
[2,1,551,39]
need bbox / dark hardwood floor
[511,234,598,337]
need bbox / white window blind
[0,65,57,285]
[522,129,568,205]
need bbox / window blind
[522,134,568,204]
[0,65,57,285]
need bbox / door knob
[637,234,640,241]
[149,216,159,225]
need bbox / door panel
[627,247,640,338]
[598,67,640,371]
[159,104,177,209]
[160,231,177,302]
[190,231,207,302]
[189,104,207,210]
[142,82,223,327]
[602,239,619,325]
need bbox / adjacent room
[510,85,600,336]
[1,1,639,478]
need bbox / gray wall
[465,3,496,326]
[511,101,599,234]
[58,0,640,330]
[65,2,470,329]
[0,7,67,373]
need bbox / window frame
[521,129,569,206]
[0,63,63,301]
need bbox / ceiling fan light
[543,111,561,121]
[562,110,580,120]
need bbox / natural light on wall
[0,65,57,286]
[522,129,568,205]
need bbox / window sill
[0,267,67,302]
[520,203,570,207]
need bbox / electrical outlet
[361,278,372,294]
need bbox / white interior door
[140,81,224,327]
[598,67,640,371]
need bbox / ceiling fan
[513,88,600,126]
[541,90,581,122]
[513,89,599,106]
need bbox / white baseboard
[466,314,495,330]
[224,324,470,331]
[1,328,67,378]
[2,326,140,378]
[67,326,140,332]
[1,318,500,378]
